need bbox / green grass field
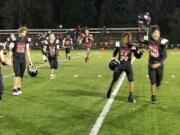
[0,50,180,135]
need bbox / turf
[99,50,180,135]
[0,50,180,135]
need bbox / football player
[141,25,168,104]
[79,29,94,63]
[107,32,144,103]
[9,26,33,96]
[62,34,73,60]
[76,25,84,44]
[43,33,60,80]
[0,43,12,101]
[37,33,48,62]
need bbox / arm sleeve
[113,47,119,57]
[9,42,15,50]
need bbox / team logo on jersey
[49,45,56,56]
[65,40,71,46]
[16,42,26,53]
[149,44,159,57]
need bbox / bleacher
[0,28,178,49]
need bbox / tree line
[0,0,180,43]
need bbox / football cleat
[12,89,19,96]
[151,95,157,104]
[50,74,56,80]
[128,95,136,103]
[106,89,112,99]
[17,88,22,95]
[84,57,89,63]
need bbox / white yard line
[3,54,84,79]
[89,58,136,135]
[3,74,14,79]
[3,51,106,79]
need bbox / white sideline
[3,54,84,79]
[89,58,136,135]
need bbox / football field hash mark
[97,75,102,78]
[171,75,176,79]
[3,55,84,79]
[73,74,79,78]
[3,52,103,79]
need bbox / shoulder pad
[56,39,60,44]
[44,40,48,45]
[27,37,32,42]
[143,35,149,41]
[115,41,120,47]
[7,37,10,42]
[131,44,137,50]
[10,34,16,41]
[160,38,169,45]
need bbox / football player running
[62,33,73,60]
[79,29,94,63]
[37,33,48,62]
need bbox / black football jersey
[113,43,143,63]
[44,40,60,56]
[144,37,168,64]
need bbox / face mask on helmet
[28,65,38,77]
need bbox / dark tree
[0,0,180,42]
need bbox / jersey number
[120,51,129,61]
[16,43,25,53]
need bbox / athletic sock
[17,87,21,91]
